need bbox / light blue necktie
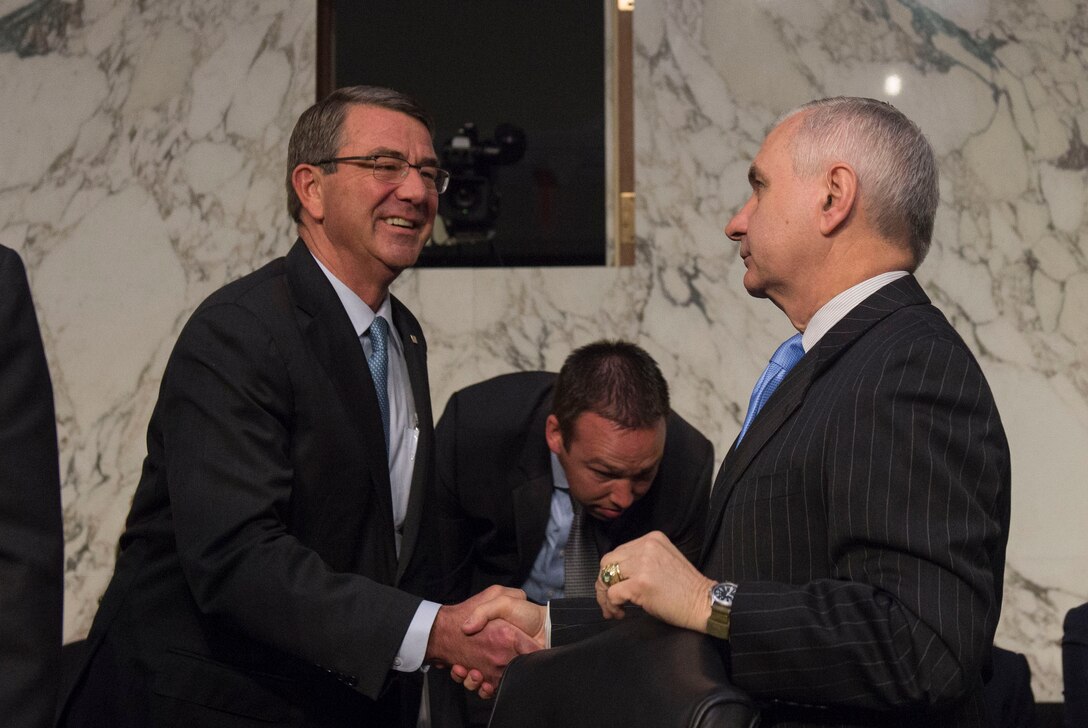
[366,316,391,453]
[737,333,804,444]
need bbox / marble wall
[0,0,315,634]
[1,0,1084,702]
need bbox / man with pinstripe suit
[468,98,1011,727]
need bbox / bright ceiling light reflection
[884,74,902,96]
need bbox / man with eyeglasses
[59,86,540,728]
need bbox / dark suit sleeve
[427,397,469,728]
[430,389,478,604]
[727,332,1009,712]
[161,301,421,700]
[662,416,713,564]
[0,247,63,728]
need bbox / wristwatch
[706,581,737,640]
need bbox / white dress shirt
[313,255,438,673]
[522,453,576,603]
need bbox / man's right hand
[424,585,542,697]
[449,591,548,697]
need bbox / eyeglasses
[313,155,450,194]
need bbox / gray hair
[286,86,434,223]
[780,97,939,267]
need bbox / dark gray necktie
[563,496,599,598]
[365,316,390,453]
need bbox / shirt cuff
[545,601,553,649]
[393,600,441,672]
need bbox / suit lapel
[286,241,397,569]
[393,297,432,581]
[512,402,555,583]
[702,353,818,556]
[701,275,931,564]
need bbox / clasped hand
[427,585,545,699]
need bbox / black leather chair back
[488,615,758,728]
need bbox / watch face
[712,582,737,605]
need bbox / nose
[725,196,753,241]
[395,166,429,202]
[609,482,636,511]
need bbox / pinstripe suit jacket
[703,275,1010,728]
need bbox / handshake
[423,585,548,699]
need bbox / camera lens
[453,183,479,211]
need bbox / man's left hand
[596,530,715,631]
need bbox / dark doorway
[319,0,607,267]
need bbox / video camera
[438,122,526,243]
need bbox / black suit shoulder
[196,254,289,308]
[446,371,555,431]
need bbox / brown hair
[552,340,670,445]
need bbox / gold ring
[600,562,625,586]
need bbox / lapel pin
[410,334,418,344]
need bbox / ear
[545,414,565,455]
[291,163,326,222]
[819,162,857,236]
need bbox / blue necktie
[737,333,804,444]
[366,317,391,453]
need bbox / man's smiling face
[318,104,438,279]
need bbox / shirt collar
[550,451,570,492]
[311,253,396,342]
[802,271,909,351]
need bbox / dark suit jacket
[0,245,63,728]
[983,646,1035,728]
[700,275,1011,727]
[1064,603,1088,728]
[60,240,436,728]
[432,371,714,602]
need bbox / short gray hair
[286,86,434,223]
[780,97,939,267]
